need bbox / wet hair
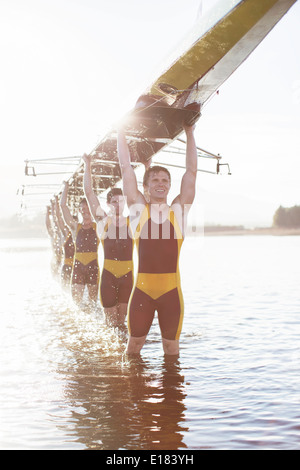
[143,166,171,186]
[106,187,123,203]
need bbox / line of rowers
[46,124,198,356]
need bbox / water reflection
[3,238,300,450]
[59,332,188,450]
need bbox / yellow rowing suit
[100,216,134,308]
[128,204,184,340]
[72,223,99,286]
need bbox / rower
[83,154,133,329]
[53,195,75,290]
[46,202,63,279]
[60,182,99,306]
[117,123,198,356]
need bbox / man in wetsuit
[60,182,99,306]
[83,154,133,329]
[117,124,198,356]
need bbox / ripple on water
[1,238,300,449]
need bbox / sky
[0,0,299,227]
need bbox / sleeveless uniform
[128,204,184,341]
[100,217,133,308]
[72,223,99,286]
[61,232,75,283]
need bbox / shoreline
[1,226,300,239]
[203,226,300,236]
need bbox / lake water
[0,235,299,450]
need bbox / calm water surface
[0,236,299,450]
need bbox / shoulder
[96,215,109,237]
[70,223,79,239]
[95,205,107,221]
[127,191,147,208]
[171,196,193,215]
[170,201,190,238]
[128,201,148,234]
[129,199,147,217]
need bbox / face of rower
[108,195,125,216]
[79,201,93,223]
[144,171,171,203]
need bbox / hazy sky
[0,0,299,227]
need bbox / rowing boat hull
[67,0,296,206]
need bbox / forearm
[60,183,68,209]
[83,159,104,220]
[60,203,74,230]
[117,129,140,204]
[83,159,93,195]
[60,185,75,229]
[185,127,198,175]
[117,129,131,171]
[55,199,68,235]
[178,126,198,206]
[51,206,60,237]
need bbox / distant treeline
[273,205,300,228]
[203,225,244,232]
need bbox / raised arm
[60,181,77,231]
[173,124,198,207]
[45,206,54,238]
[117,128,144,206]
[50,199,60,236]
[54,195,69,239]
[83,153,106,221]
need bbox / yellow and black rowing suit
[128,204,184,341]
[100,217,133,308]
[61,232,75,283]
[72,223,99,286]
